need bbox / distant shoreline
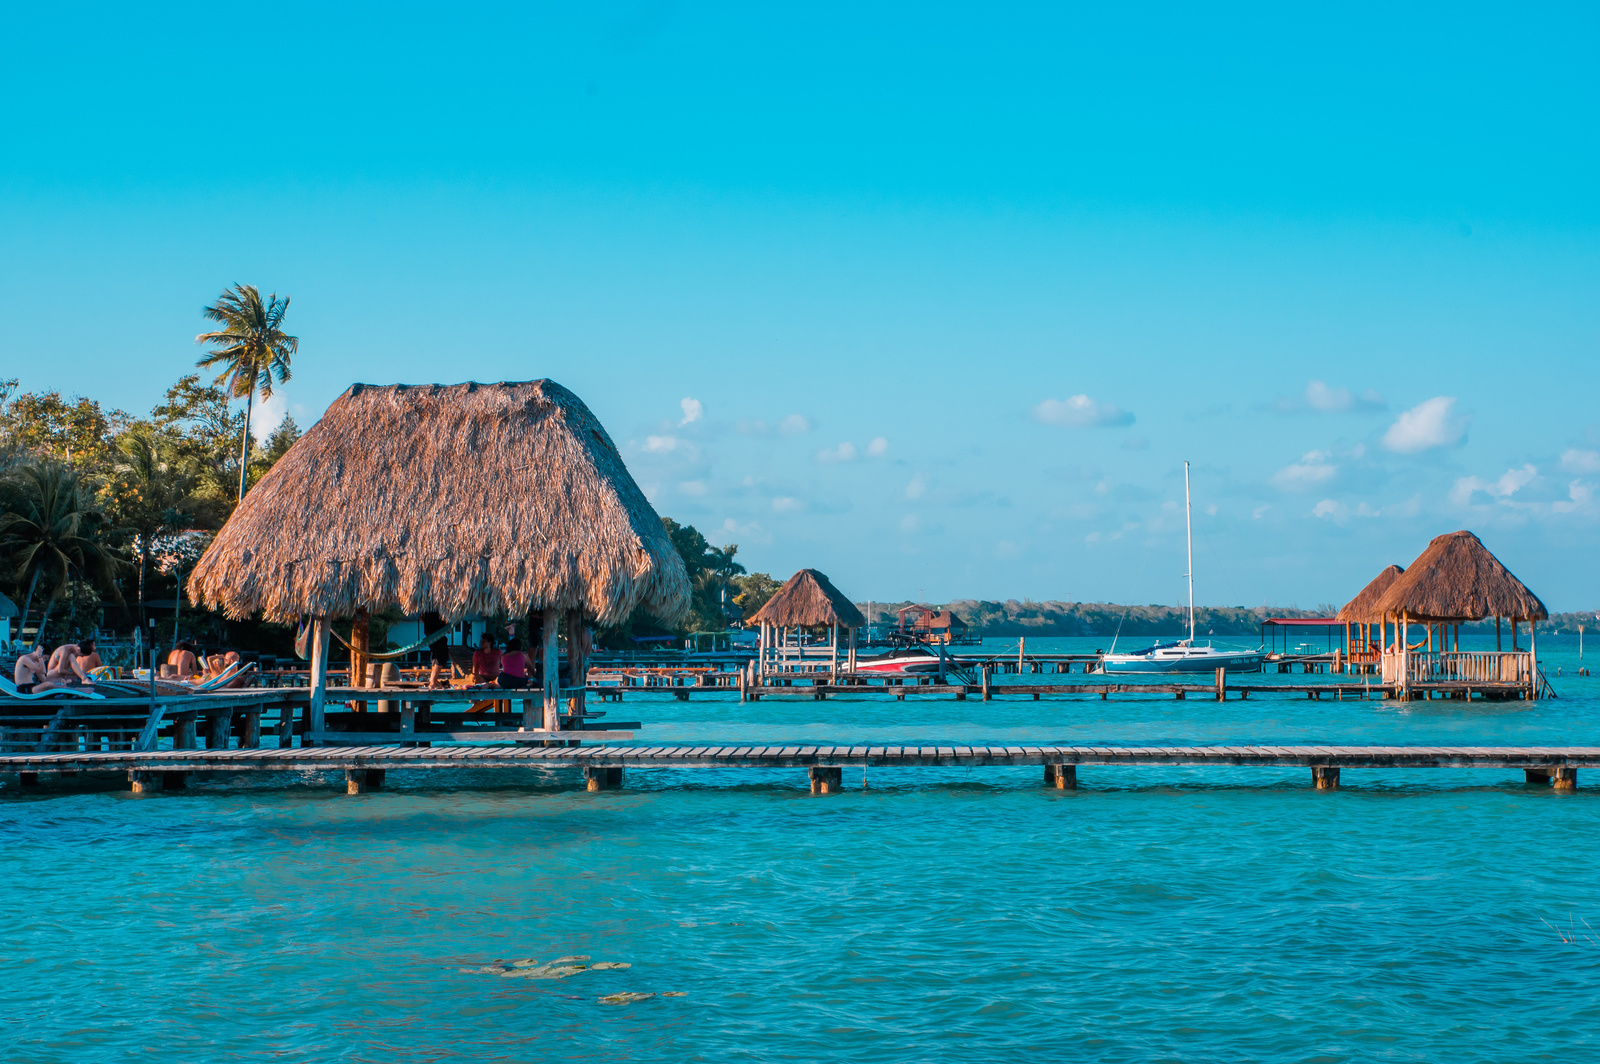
[857,599,1598,637]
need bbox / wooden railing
[1382,650,1532,687]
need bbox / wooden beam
[542,609,560,732]
[308,616,332,745]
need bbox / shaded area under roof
[749,569,867,629]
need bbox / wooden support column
[1215,667,1226,701]
[241,711,261,749]
[308,617,332,745]
[1312,766,1340,790]
[350,608,369,693]
[585,765,624,791]
[981,665,991,701]
[521,698,537,733]
[129,770,161,795]
[205,710,235,750]
[808,766,843,794]
[541,608,560,732]
[847,625,856,674]
[173,712,197,750]
[566,609,588,723]
[1554,767,1577,792]
[1045,763,1077,790]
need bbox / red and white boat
[850,647,945,676]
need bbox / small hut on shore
[188,379,689,733]
[1369,530,1547,694]
[748,569,866,680]
[1334,564,1404,662]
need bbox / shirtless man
[12,645,48,693]
[47,642,80,675]
[75,639,103,676]
[35,644,90,692]
[166,641,200,680]
[222,651,254,688]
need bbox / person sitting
[47,642,80,675]
[35,644,91,692]
[222,651,254,688]
[427,624,460,689]
[201,654,228,684]
[166,641,200,680]
[471,634,502,686]
[75,638,104,675]
[498,638,530,689]
[12,645,48,694]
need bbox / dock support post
[982,665,991,701]
[241,711,261,749]
[1312,767,1340,790]
[1554,767,1578,791]
[345,768,385,794]
[809,766,843,794]
[308,616,331,745]
[1045,763,1077,790]
[541,608,560,732]
[1215,667,1226,701]
[174,713,197,750]
[206,710,235,750]
[1525,768,1552,785]
[585,765,624,792]
[130,770,161,795]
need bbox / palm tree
[0,462,124,647]
[194,284,298,502]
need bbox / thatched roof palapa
[1334,564,1405,623]
[188,380,689,626]
[749,569,867,629]
[1372,530,1547,623]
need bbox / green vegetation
[194,284,298,502]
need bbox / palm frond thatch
[1371,530,1547,622]
[749,569,866,628]
[186,380,689,625]
[1334,564,1405,623]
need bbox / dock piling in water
[1045,764,1077,790]
[585,765,624,791]
[809,766,843,794]
[1554,767,1578,791]
[1312,767,1340,790]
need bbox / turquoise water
[4,636,1599,1062]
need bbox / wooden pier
[0,744,1592,795]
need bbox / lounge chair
[189,661,255,693]
[0,677,106,700]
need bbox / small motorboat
[851,647,946,676]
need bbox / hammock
[330,624,458,661]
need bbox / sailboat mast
[1185,461,1195,644]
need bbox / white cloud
[1252,505,1270,519]
[643,435,679,453]
[1312,499,1343,519]
[865,436,889,457]
[1450,464,1539,505]
[771,496,803,513]
[1383,397,1466,453]
[904,473,926,500]
[1032,394,1135,428]
[1560,448,1600,474]
[1271,450,1338,491]
[778,414,811,436]
[815,441,857,464]
[1553,479,1596,515]
[679,397,703,425]
[678,480,707,496]
[899,513,921,533]
[251,391,289,442]
[1204,503,1218,516]
[1303,380,1386,413]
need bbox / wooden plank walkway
[3,744,1596,773]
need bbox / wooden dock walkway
[2,744,1592,794]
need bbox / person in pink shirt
[497,638,529,689]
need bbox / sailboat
[1099,462,1265,675]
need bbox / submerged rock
[589,961,630,970]
[661,991,687,997]
[598,992,655,1005]
[502,964,588,980]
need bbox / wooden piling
[344,768,382,794]
[1554,767,1578,792]
[1215,667,1226,701]
[809,766,843,794]
[585,765,624,791]
[130,770,161,795]
[1045,763,1077,789]
[241,711,261,749]
[1312,767,1340,790]
[982,665,991,702]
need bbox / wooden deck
[1,745,1591,796]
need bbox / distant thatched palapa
[187,380,690,626]
[749,569,866,629]
[1372,530,1547,623]
[1335,564,1405,624]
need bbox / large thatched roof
[1335,564,1404,623]
[188,380,689,626]
[1372,530,1547,622]
[749,569,866,628]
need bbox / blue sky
[3,2,1597,609]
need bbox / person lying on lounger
[13,645,48,694]
[166,641,200,680]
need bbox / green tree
[662,517,745,632]
[731,572,782,620]
[150,374,248,506]
[0,382,128,471]
[107,426,209,633]
[0,462,125,646]
[260,414,301,468]
[194,284,298,502]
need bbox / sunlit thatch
[1372,530,1547,622]
[1334,564,1404,623]
[188,380,689,625]
[749,569,866,628]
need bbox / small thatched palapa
[1372,530,1547,623]
[749,569,866,629]
[1335,564,1405,623]
[188,380,689,626]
